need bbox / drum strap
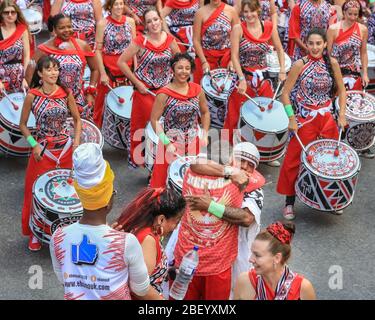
[42,138,72,168]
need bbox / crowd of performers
[0,0,374,300]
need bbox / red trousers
[277,112,339,196]
[21,147,73,236]
[223,79,274,144]
[130,91,156,166]
[150,137,201,188]
[93,83,110,128]
[183,267,232,300]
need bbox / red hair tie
[151,187,165,204]
[266,222,292,245]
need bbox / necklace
[41,85,57,96]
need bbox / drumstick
[267,81,283,110]
[106,84,125,104]
[334,128,343,157]
[294,131,313,163]
[145,89,157,97]
[176,42,191,47]
[1,89,19,111]
[220,70,231,92]
[234,85,265,112]
[40,137,53,158]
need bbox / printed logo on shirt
[71,235,98,265]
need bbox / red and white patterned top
[102,16,133,56]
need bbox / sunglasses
[2,10,17,16]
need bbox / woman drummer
[277,28,347,220]
[27,14,99,120]
[51,0,102,50]
[19,56,81,251]
[192,0,239,84]
[93,0,136,128]
[223,0,286,166]
[116,187,186,298]
[117,7,180,168]
[0,0,30,93]
[234,221,316,300]
[149,52,210,188]
[125,0,163,34]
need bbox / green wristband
[208,200,225,219]
[26,135,38,148]
[284,104,294,118]
[158,132,171,146]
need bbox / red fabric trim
[249,269,258,292]
[103,54,132,73]
[28,87,68,99]
[135,227,162,266]
[156,82,201,100]
[201,2,226,36]
[71,0,90,3]
[165,0,198,9]
[336,22,360,43]
[241,21,273,44]
[106,15,126,26]
[133,33,175,53]
[288,5,301,40]
[0,24,26,50]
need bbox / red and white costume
[127,0,158,34]
[93,16,133,127]
[277,55,339,196]
[223,21,274,144]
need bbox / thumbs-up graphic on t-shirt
[71,235,98,265]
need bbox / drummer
[223,0,286,167]
[19,56,82,251]
[117,7,180,168]
[277,28,347,220]
[0,0,30,94]
[327,0,374,158]
[93,0,136,128]
[149,52,210,188]
[27,14,99,120]
[192,0,239,84]
[125,0,163,34]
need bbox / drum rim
[0,93,36,128]
[267,51,292,73]
[105,86,133,117]
[301,139,361,180]
[336,90,375,122]
[167,156,196,186]
[201,68,236,101]
[66,117,104,149]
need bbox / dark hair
[47,14,71,33]
[117,188,186,234]
[143,6,162,21]
[342,0,363,18]
[30,56,68,93]
[104,0,126,12]
[170,52,196,72]
[306,28,336,96]
[255,222,296,264]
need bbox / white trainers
[283,205,295,220]
[266,160,281,167]
[358,150,375,159]
[333,209,343,215]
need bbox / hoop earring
[39,79,43,85]
[152,224,163,236]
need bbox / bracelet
[208,201,225,219]
[84,85,97,96]
[284,104,294,118]
[202,60,208,65]
[238,76,245,81]
[27,135,38,148]
[158,132,171,145]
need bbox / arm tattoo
[222,206,250,227]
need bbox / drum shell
[65,117,104,149]
[22,9,43,34]
[167,156,196,196]
[266,50,292,78]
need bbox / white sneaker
[283,205,295,220]
[333,209,343,215]
[266,160,281,167]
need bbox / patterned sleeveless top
[201,9,231,50]
[127,0,157,18]
[103,16,132,56]
[167,0,199,28]
[0,24,26,93]
[368,12,375,45]
[294,56,333,121]
[239,21,272,71]
[30,87,69,141]
[161,83,201,143]
[134,34,174,89]
[260,0,271,21]
[331,22,362,74]
[61,0,96,48]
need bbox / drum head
[336,91,375,122]
[65,117,104,148]
[267,50,292,73]
[302,139,361,180]
[105,86,133,119]
[168,156,196,191]
[33,169,83,215]
[368,44,375,67]
[22,9,42,32]
[0,93,36,128]
[201,68,236,101]
[240,97,288,133]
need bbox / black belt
[341,68,361,77]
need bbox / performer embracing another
[19,56,81,251]
[234,221,316,300]
[149,52,210,188]
[277,28,347,220]
[117,7,180,168]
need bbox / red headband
[345,0,360,10]
[266,222,292,245]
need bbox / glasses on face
[2,10,17,16]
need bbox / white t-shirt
[50,222,150,300]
